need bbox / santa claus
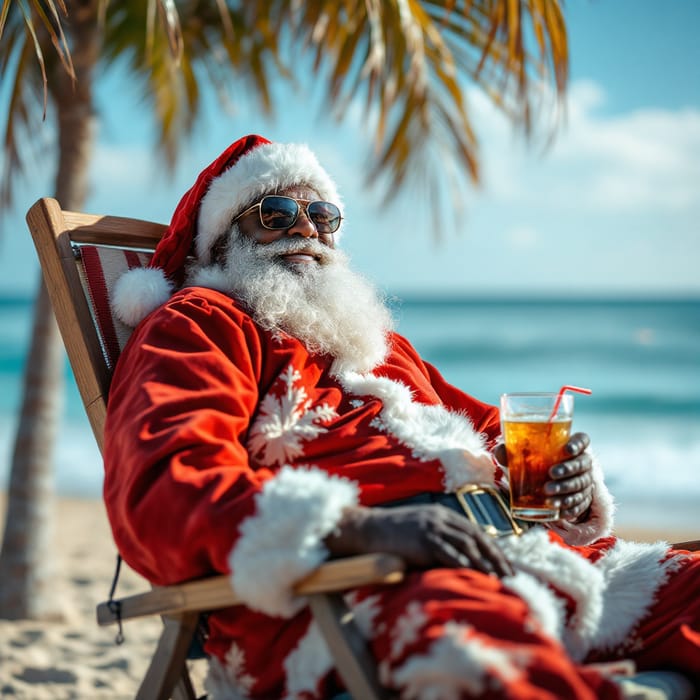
[104,135,699,699]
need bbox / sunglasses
[232,195,342,234]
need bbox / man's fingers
[436,539,503,577]
[549,451,593,479]
[421,519,513,578]
[555,484,593,509]
[473,536,514,577]
[557,485,594,521]
[493,443,507,466]
[565,432,590,456]
[424,529,500,574]
[424,531,471,569]
[441,522,514,578]
[363,504,516,578]
[545,468,593,495]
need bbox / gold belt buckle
[454,484,524,537]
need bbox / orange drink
[500,393,575,521]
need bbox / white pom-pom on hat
[111,266,173,327]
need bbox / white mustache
[254,237,335,265]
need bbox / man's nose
[287,208,318,238]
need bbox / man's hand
[493,432,595,523]
[545,432,595,522]
[324,504,514,578]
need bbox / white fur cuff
[229,466,359,617]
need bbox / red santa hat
[111,134,343,326]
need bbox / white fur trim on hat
[197,142,343,264]
[111,266,173,327]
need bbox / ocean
[1,295,699,531]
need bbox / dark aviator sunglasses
[232,195,342,235]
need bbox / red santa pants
[207,548,699,699]
[356,550,700,700]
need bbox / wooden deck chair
[26,196,699,700]
[26,196,405,700]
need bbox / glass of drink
[500,392,575,521]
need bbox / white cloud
[469,79,700,214]
[4,70,697,297]
[504,225,540,250]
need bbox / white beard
[187,230,394,375]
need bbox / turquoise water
[2,295,699,528]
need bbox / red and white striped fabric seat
[77,245,152,370]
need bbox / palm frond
[1,0,570,234]
[16,1,48,117]
[0,0,11,39]
[260,0,568,232]
[25,0,74,80]
[1,25,49,209]
[0,0,76,140]
[156,0,183,61]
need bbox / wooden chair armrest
[672,539,700,551]
[97,553,405,626]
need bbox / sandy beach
[0,495,208,699]
[0,493,697,699]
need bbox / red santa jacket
[105,286,653,683]
[104,286,511,592]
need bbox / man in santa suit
[104,134,699,700]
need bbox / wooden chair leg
[136,612,199,700]
[307,592,390,700]
[172,668,197,700]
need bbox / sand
[0,493,697,699]
[0,495,208,699]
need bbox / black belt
[379,485,525,538]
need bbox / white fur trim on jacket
[197,142,343,264]
[338,371,616,546]
[501,528,605,660]
[111,266,173,327]
[389,537,683,697]
[590,538,685,652]
[392,620,527,698]
[229,466,358,618]
[338,371,496,491]
[498,529,684,661]
[204,642,256,699]
[283,621,334,700]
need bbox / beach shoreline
[0,492,697,699]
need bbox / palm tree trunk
[0,0,99,620]
[0,285,63,619]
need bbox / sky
[1,0,699,299]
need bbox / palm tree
[0,0,569,619]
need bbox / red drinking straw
[548,385,592,421]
